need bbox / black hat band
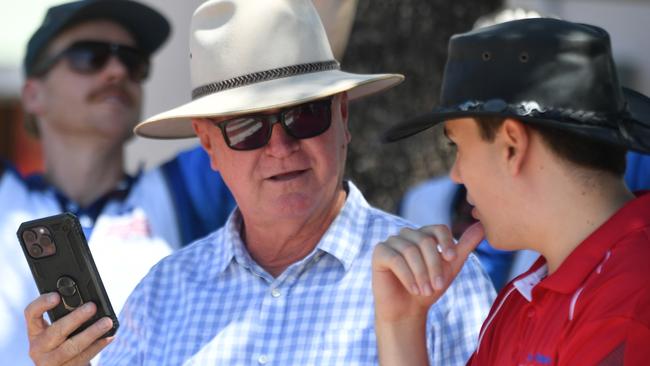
[191,60,340,100]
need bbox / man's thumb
[456,222,485,259]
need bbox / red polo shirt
[467,192,650,366]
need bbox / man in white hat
[24,1,495,365]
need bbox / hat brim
[135,70,404,139]
[383,87,650,154]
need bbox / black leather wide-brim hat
[384,18,650,154]
[24,0,170,76]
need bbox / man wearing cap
[1,1,234,365]
[374,18,650,365]
[24,0,495,365]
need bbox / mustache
[87,82,136,106]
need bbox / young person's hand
[372,222,484,365]
[373,222,484,320]
[24,293,114,366]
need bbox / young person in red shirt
[374,18,650,365]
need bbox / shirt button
[271,289,281,298]
[258,355,269,364]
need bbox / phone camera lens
[29,244,44,257]
[22,230,37,243]
[39,234,53,248]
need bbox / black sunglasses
[31,41,150,82]
[210,98,333,151]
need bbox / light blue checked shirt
[99,182,495,365]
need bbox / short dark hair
[473,117,627,176]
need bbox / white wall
[125,0,207,173]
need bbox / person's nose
[264,123,299,157]
[100,55,130,83]
[449,159,462,184]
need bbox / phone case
[17,213,119,338]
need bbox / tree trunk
[342,0,502,212]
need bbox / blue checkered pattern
[99,182,495,365]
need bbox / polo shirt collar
[538,191,650,295]
[213,181,368,275]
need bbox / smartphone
[17,212,119,338]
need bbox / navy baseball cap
[24,0,170,76]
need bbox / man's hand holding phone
[17,213,119,365]
[25,293,113,366]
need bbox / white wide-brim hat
[135,0,404,139]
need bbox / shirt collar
[315,181,369,271]
[539,191,650,294]
[213,181,370,275]
[513,262,548,301]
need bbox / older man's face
[194,93,351,224]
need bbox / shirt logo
[520,353,552,365]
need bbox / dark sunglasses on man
[30,40,151,82]
[209,98,333,151]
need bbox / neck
[41,134,126,207]
[242,188,347,277]
[527,171,633,274]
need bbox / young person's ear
[191,118,220,171]
[500,118,530,175]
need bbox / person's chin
[271,188,329,220]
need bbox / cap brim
[135,70,404,139]
[62,0,169,54]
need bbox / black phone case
[17,213,119,338]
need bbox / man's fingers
[456,222,485,260]
[374,242,421,295]
[25,293,60,337]
[47,317,114,366]
[395,229,442,294]
[397,227,447,292]
[41,302,98,351]
[419,225,456,261]
[375,223,484,297]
